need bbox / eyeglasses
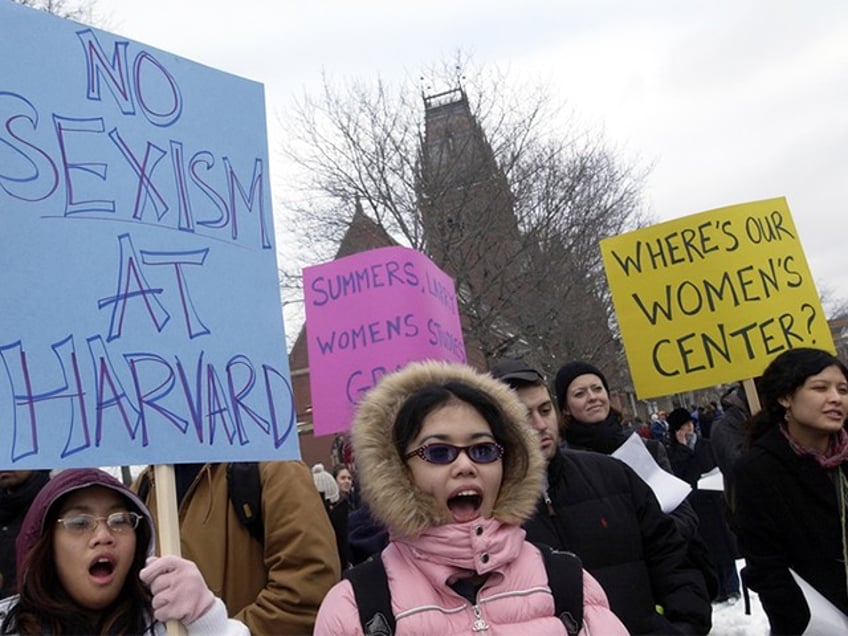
[404,442,504,465]
[56,512,142,534]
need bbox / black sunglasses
[404,442,504,465]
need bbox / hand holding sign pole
[153,465,186,636]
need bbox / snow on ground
[709,560,769,635]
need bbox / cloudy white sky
[94,0,848,317]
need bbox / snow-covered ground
[709,560,769,635]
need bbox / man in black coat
[0,470,50,597]
[491,359,712,635]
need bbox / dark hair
[392,381,529,483]
[331,464,351,479]
[2,488,154,635]
[748,347,848,444]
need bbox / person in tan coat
[136,461,340,635]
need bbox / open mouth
[89,557,116,580]
[448,490,483,523]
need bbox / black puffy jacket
[524,449,712,635]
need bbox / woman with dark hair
[315,360,626,634]
[0,468,247,635]
[733,347,848,634]
[332,464,355,505]
[554,360,718,607]
[554,361,701,539]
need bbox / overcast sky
[94,0,848,316]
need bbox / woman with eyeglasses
[0,468,247,635]
[314,360,626,635]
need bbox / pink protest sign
[304,246,466,436]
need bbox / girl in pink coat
[315,361,626,635]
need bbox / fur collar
[352,361,544,538]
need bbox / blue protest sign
[0,2,296,468]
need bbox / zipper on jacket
[543,487,570,550]
[544,489,556,517]
[471,603,490,632]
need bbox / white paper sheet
[697,467,725,492]
[790,569,848,635]
[611,432,692,513]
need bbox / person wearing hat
[665,408,741,605]
[315,360,627,635]
[491,358,712,635]
[666,408,699,453]
[0,467,247,635]
[312,463,341,504]
[553,361,701,539]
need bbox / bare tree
[279,54,649,382]
[12,0,108,27]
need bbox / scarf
[564,412,630,455]
[779,423,848,470]
[779,423,848,597]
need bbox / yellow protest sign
[600,197,832,398]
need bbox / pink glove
[139,555,215,625]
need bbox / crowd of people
[0,346,845,634]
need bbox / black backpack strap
[343,556,395,636]
[226,462,264,544]
[534,542,584,636]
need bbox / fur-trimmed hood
[352,360,545,538]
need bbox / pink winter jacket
[314,518,626,635]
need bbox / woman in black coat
[554,361,718,602]
[555,361,701,539]
[733,347,848,634]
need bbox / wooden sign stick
[153,464,187,636]
[742,377,761,415]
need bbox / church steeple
[417,84,520,292]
